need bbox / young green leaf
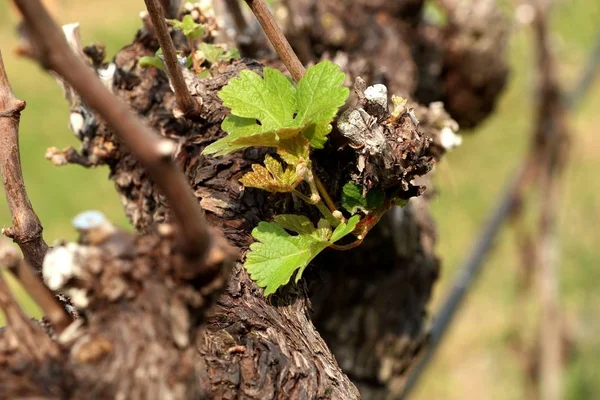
[273,214,320,236]
[139,56,165,71]
[295,61,349,148]
[330,215,360,242]
[203,61,349,156]
[220,67,297,130]
[394,198,409,207]
[203,116,280,156]
[167,15,205,39]
[245,214,360,295]
[341,182,366,214]
[240,155,299,193]
[341,182,387,214]
[277,134,310,165]
[366,189,385,210]
[138,49,165,71]
[198,43,241,64]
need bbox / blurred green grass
[0,1,598,398]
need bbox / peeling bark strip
[0,0,510,398]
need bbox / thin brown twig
[244,0,306,82]
[0,49,48,273]
[144,0,201,118]
[9,258,72,334]
[0,269,59,361]
[313,173,337,213]
[14,0,211,261]
[0,241,72,333]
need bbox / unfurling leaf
[277,134,310,165]
[138,49,165,71]
[341,182,366,214]
[245,215,360,295]
[203,61,349,156]
[330,215,360,242]
[366,189,386,210]
[167,15,205,39]
[240,155,299,193]
[341,182,387,214]
[197,43,240,64]
[139,56,165,71]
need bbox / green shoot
[203,61,391,295]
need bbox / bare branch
[531,1,569,398]
[0,241,72,334]
[0,49,48,272]
[244,0,305,81]
[0,248,59,362]
[144,0,201,118]
[14,0,211,261]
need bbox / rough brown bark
[280,0,509,128]
[311,198,439,399]
[0,1,510,398]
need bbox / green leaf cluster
[204,61,358,295]
[202,61,349,156]
[246,215,360,295]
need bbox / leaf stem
[304,169,321,203]
[292,189,340,227]
[315,201,341,227]
[313,173,337,213]
[291,188,316,204]
[330,239,363,251]
[244,0,305,82]
[144,0,201,118]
